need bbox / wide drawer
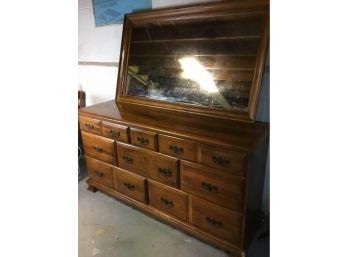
[79,116,102,135]
[189,196,242,244]
[130,128,158,151]
[114,167,147,203]
[86,156,114,189]
[82,131,116,165]
[117,142,179,188]
[158,134,196,162]
[199,145,247,176]
[181,160,245,212]
[102,122,129,143]
[148,180,188,222]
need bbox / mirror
[116,1,269,122]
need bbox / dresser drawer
[189,196,242,244]
[117,142,179,188]
[158,134,196,162]
[79,116,102,135]
[86,156,114,189]
[199,145,246,176]
[102,122,129,143]
[130,128,158,151]
[82,131,116,165]
[117,142,145,177]
[181,161,245,212]
[114,167,147,203]
[148,180,188,222]
[146,152,179,188]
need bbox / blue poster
[92,0,152,26]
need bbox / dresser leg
[87,185,98,193]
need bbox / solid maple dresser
[79,1,269,256]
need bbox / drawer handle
[85,123,94,130]
[93,146,103,153]
[94,170,103,177]
[122,155,133,164]
[201,182,218,192]
[160,197,173,206]
[212,155,230,166]
[169,145,184,155]
[158,168,172,177]
[206,217,222,228]
[109,130,120,138]
[137,137,149,145]
[124,182,135,190]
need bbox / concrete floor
[78,157,269,257]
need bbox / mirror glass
[124,11,265,111]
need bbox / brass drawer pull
[85,123,94,130]
[160,197,173,206]
[109,130,120,138]
[201,182,218,192]
[94,170,103,177]
[206,217,222,227]
[212,155,230,166]
[137,137,149,145]
[169,145,184,154]
[93,146,103,153]
[158,168,172,177]
[122,155,133,164]
[124,182,135,190]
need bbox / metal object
[169,144,184,154]
[201,181,218,192]
[158,167,172,177]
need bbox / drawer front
[148,180,188,222]
[114,167,147,203]
[130,128,158,151]
[79,116,102,135]
[181,161,245,212]
[82,131,116,165]
[102,122,129,143]
[199,145,246,176]
[147,152,179,188]
[86,156,114,189]
[117,142,145,177]
[158,134,196,162]
[189,196,242,244]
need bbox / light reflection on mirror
[178,56,230,108]
[178,57,218,93]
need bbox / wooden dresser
[79,1,269,256]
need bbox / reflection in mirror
[125,12,265,111]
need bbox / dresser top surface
[79,100,269,152]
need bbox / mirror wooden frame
[115,0,269,123]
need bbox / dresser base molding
[86,178,245,257]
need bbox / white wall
[78,0,270,212]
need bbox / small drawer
[79,116,102,135]
[117,142,146,177]
[102,122,129,143]
[189,196,242,244]
[199,145,247,176]
[114,167,147,203]
[148,180,188,222]
[130,128,158,151]
[147,152,179,188]
[82,131,116,165]
[158,134,196,162]
[181,160,245,212]
[86,156,114,189]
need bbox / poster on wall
[92,0,152,26]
